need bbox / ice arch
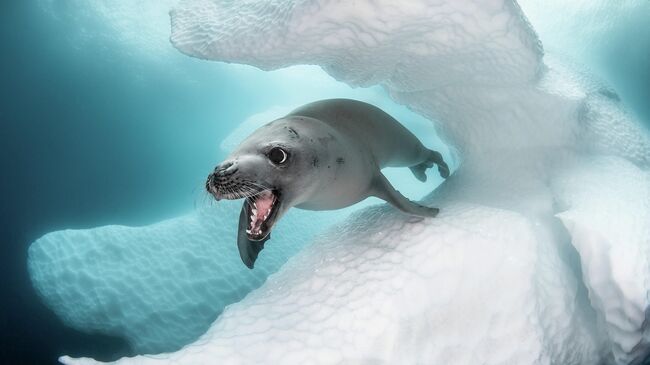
[38,0,650,364]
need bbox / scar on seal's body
[285,126,300,139]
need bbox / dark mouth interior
[245,190,280,241]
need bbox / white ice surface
[553,156,650,364]
[60,200,606,365]
[31,0,650,364]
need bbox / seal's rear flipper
[371,172,439,218]
[237,203,271,269]
[410,149,450,181]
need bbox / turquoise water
[1,1,649,364]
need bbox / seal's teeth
[246,229,251,234]
[252,208,257,215]
[250,214,255,221]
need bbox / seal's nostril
[215,161,238,176]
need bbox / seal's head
[206,118,328,244]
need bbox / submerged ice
[28,201,356,353]
[27,0,650,364]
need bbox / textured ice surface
[29,201,354,353]
[35,0,650,364]
[60,201,606,365]
[553,156,650,364]
[170,0,545,158]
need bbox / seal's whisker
[222,185,233,199]
[245,199,255,211]
[240,186,255,197]
[235,186,251,200]
[241,187,266,199]
[229,187,242,200]
[243,191,259,211]
[192,179,211,210]
[242,187,264,201]
[234,183,260,198]
[246,181,273,191]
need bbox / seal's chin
[244,189,281,241]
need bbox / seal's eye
[268,147,288,165]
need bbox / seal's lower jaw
[244,190,281,241]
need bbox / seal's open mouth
[244,190,281,241]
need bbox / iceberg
[28,0,650,364]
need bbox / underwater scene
[1,0,649,364]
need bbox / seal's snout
[206,160,241,200]
[205,173,220,199]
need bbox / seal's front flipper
[237,203,271,269]
[370,173,439,218]
[410,149,450,180]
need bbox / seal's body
[285,99,448,210]
[207,99,449,268]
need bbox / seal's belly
[294,193,368,211]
